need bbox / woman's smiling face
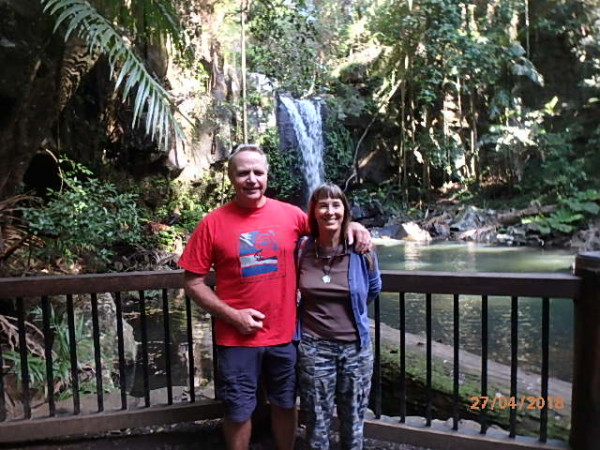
[314,196,345,238]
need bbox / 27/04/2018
[469,395,565,411]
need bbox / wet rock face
[0,0,48,119]
[277,99,299,151]
[571,220,600,251]
[450,205,497,232]
[350,198,387,228]
[74,292,137,365]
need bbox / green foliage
[247,0,367,96]
[40,0,186,150]
[26,0,600,247]
[149,226,180,253]
[154,170,233,236]
[515,125,589,199]
[362,0,571,195]
[183,172,230,221]
[248,0,322,95]
[370,0,521,102]
[349,182,405,219]
[260,128,303,202]
[265,149,303,202]
[2,351,46,393]
[523,190,600,236]
[323,124,354,186]
[324,86,371,122]
[536,134,587,196]
[4,305,98,399]
[23,160,143,267]
[484,102,548,186]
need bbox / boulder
[450,205,496,231]
[400,222,432,242]
[571,220,600,251]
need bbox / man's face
[229,151,268,207]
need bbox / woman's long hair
[307,183,374,269]
[307,183,351,240]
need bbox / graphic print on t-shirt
[239,229,285,279]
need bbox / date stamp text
[469,395,566,411]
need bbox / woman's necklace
[321,259,333,284]
[315,240,344,284]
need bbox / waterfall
[278,97,324,199]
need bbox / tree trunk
[399,77,406,195]
[469,93,479,183]
[0,1,100,200]
[422,107,431,202]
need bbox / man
[178,144,370,450]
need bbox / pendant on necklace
[322,274,331,284]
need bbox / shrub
[23,160,143,268]
[323,124,354,187]
[261,127,304,203]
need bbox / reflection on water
[374,240,576,381]
[376,239,575,273]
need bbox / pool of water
[373,240,576,381]
[376,239,575,273]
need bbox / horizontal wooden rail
[0,400,224,443]
[0,271,181,297]
[380,270,581,298]
[363,419,569,450]
[0,271,214,297]
[0,270,580,298]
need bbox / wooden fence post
[571,251,600,449]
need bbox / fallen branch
[0,315,45,357]
[497,204,557,226]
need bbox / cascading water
[278,97,324,199]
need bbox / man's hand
[231,308,266,335]
[184,271,265,335]
[347,221,372,253]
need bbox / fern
[523,189,600,236]
[40,0,185,150]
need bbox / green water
[376,239,575,272]
[373,240,576,382]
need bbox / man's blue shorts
[215,342,297,423]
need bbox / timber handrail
[0,269,579,297]
[0,271,213,296]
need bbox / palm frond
[40,0,185,150]
[94,0,186,53]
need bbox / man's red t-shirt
[178,198,308,347]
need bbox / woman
[296,183,382,450]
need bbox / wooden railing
[1,252,599,449]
